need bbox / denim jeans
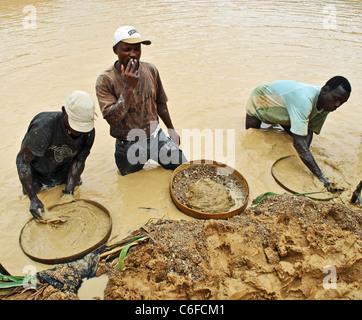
[114,128,187,176]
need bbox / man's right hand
[320,177,344,193]
[121,58,139,90]
[29,197,44,219]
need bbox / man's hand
[319,175,344,193]
[121,58,139,90]
[168,128,181,146]
[60,190,75,204]
[326,184,344,193]
[29,197,44,219]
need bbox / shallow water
[0,0,361,281]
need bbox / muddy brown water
[0,0,361,299]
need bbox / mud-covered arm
[96,61,139,127]
[102,85,135,127]
[292,132,331,188]
[64,130,95,194]
[63,159,85,194]
[16,144,44,219]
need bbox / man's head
[112,26,151,70]
[317,76,351,112]
[64,91,95,134]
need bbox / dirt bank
[4,194,362,300]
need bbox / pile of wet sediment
[102,194,361,300]
[3,194,362,300]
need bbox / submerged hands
[60,192,75,204]
[29,197,44,220]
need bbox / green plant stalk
[0,273,38,290]
[0,273,25,289]
[114,235,149,271]
[0,273,25,282]
[252,191,327,207]
[116,243,132,271]
[252,192,278,206]
[0,280,25,289]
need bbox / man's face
[62,107,82,138]
[318,85,350,112]
[113,42,141,70]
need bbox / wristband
[62,190,74,195]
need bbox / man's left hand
[168,128,181,146]
[60,190,75,203]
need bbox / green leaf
[0,273,25,282]
[116,243,132,271]
[252,192,278,206]
[0,280,24,289]
[252,191,333,207]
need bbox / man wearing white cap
[96,26,186,175]
[16,91,96,219]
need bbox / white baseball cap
[64,91,95,133]
[113,26,151,47]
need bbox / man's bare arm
[292,133,332,190]
[16,144,44,219]
[157,102,180,145]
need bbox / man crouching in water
[245,76,351,192]
[16,91,95,219]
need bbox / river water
[0,0,361,280]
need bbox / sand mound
[185,178,235,213]
[103,194,362,300]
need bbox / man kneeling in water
[16,91,96,219]
[245,76,351,192]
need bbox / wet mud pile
[4,194,362,300]
[103,194,361,300]
[184,178,235,213]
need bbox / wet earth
[4,194,361,300]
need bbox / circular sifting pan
[271,155,343,200]
[19,199,112,264]
[170,160,249,219]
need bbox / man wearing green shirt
[245,76,351,192]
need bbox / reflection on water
[0,0,361,275]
